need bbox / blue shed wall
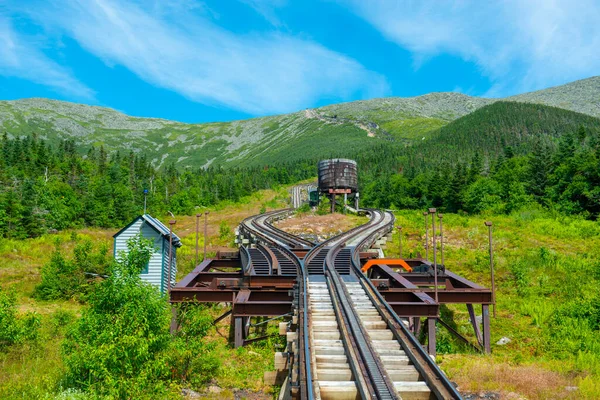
[114,218,176,293]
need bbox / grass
[0,184,294,399]
[386,208,600,399]
[2,186,600,399]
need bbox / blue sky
[1,0,599,123]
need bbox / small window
[141,261,149,274]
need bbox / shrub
[167,305,220,387]
[34,237,110,301]
[0,287,40,347]
[61,236,173,398]
[219,221,231,240]
[61,235,219,397]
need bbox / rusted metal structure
[170,204,492,399]
[318,158,359,212]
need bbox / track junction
[171,206,493,399]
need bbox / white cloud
[345,0,600,96]
[0,15,94,100]
[18,0,388,115]
[239,0,287,28]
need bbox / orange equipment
[361,258,413,273]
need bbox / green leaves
[0,287,40,348]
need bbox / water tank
[318,159,358,193]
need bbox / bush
[167,305,220,387]
[0,287,40,347]
[219,221,231,240]
[61,235,220,397]
[34,237,109,301]
[62,236,173,398]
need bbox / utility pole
[485,221,496,318]
[168,220,176,292]
[429,208,438,302]
[195,213,201,266]
[423,211,429,260]
[203,211,209,261]
[143,189,148,214]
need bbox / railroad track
[239,208,461,399]
[301,209,462,400]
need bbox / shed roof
[113,214,182,248]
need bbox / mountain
[1,76,598,169]
[404,101,600,172]
[508,76,600,118]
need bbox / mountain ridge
[1,76,598,168]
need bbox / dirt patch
[444,356,579,399]
[274,212,367,242]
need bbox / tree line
[0,132,316,238]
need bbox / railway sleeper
[308,279,359,400]
[344,281,432,400]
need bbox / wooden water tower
[317,159,359,212]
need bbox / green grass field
[1,190,599,398]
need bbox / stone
[496,336,511,345]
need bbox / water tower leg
[330,194,336,213]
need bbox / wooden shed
[113,214,182,293]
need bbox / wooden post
[235,317,244,348]
[482,304,491,354]
[427,317,436,357]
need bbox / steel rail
[241,208,314,249]
[350,211,463,400]
[302,209,396,399]
[239,208,314,399]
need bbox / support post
[235,317,244,348]
[397,226,402,258]
[170,306,178,334]
[438,213,444,266]
[168,220,176,292]
[204,211,209,261]
[143,188,148,214]
[427,317,436,357]
[423,211,429,260]
[414,317,421,336]
[482,304,491,354]
[429,208,438,303]
[467,304,483,347]
[195,213,201,266]
[485,221,496,318]
[330,194,335,213]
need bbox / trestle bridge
[171,208,493,399]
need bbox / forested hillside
[0,133,315,238]
[0,76,598,170]
[2,100,600,239]
[358,102,600,218]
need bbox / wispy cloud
[345,0,600,97]
[15,0,387,115]
[239,0,287,28]
[0,15,94,100]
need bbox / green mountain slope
[508,76,600,118]
[0,76,598,169]
[402,101,600,172]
